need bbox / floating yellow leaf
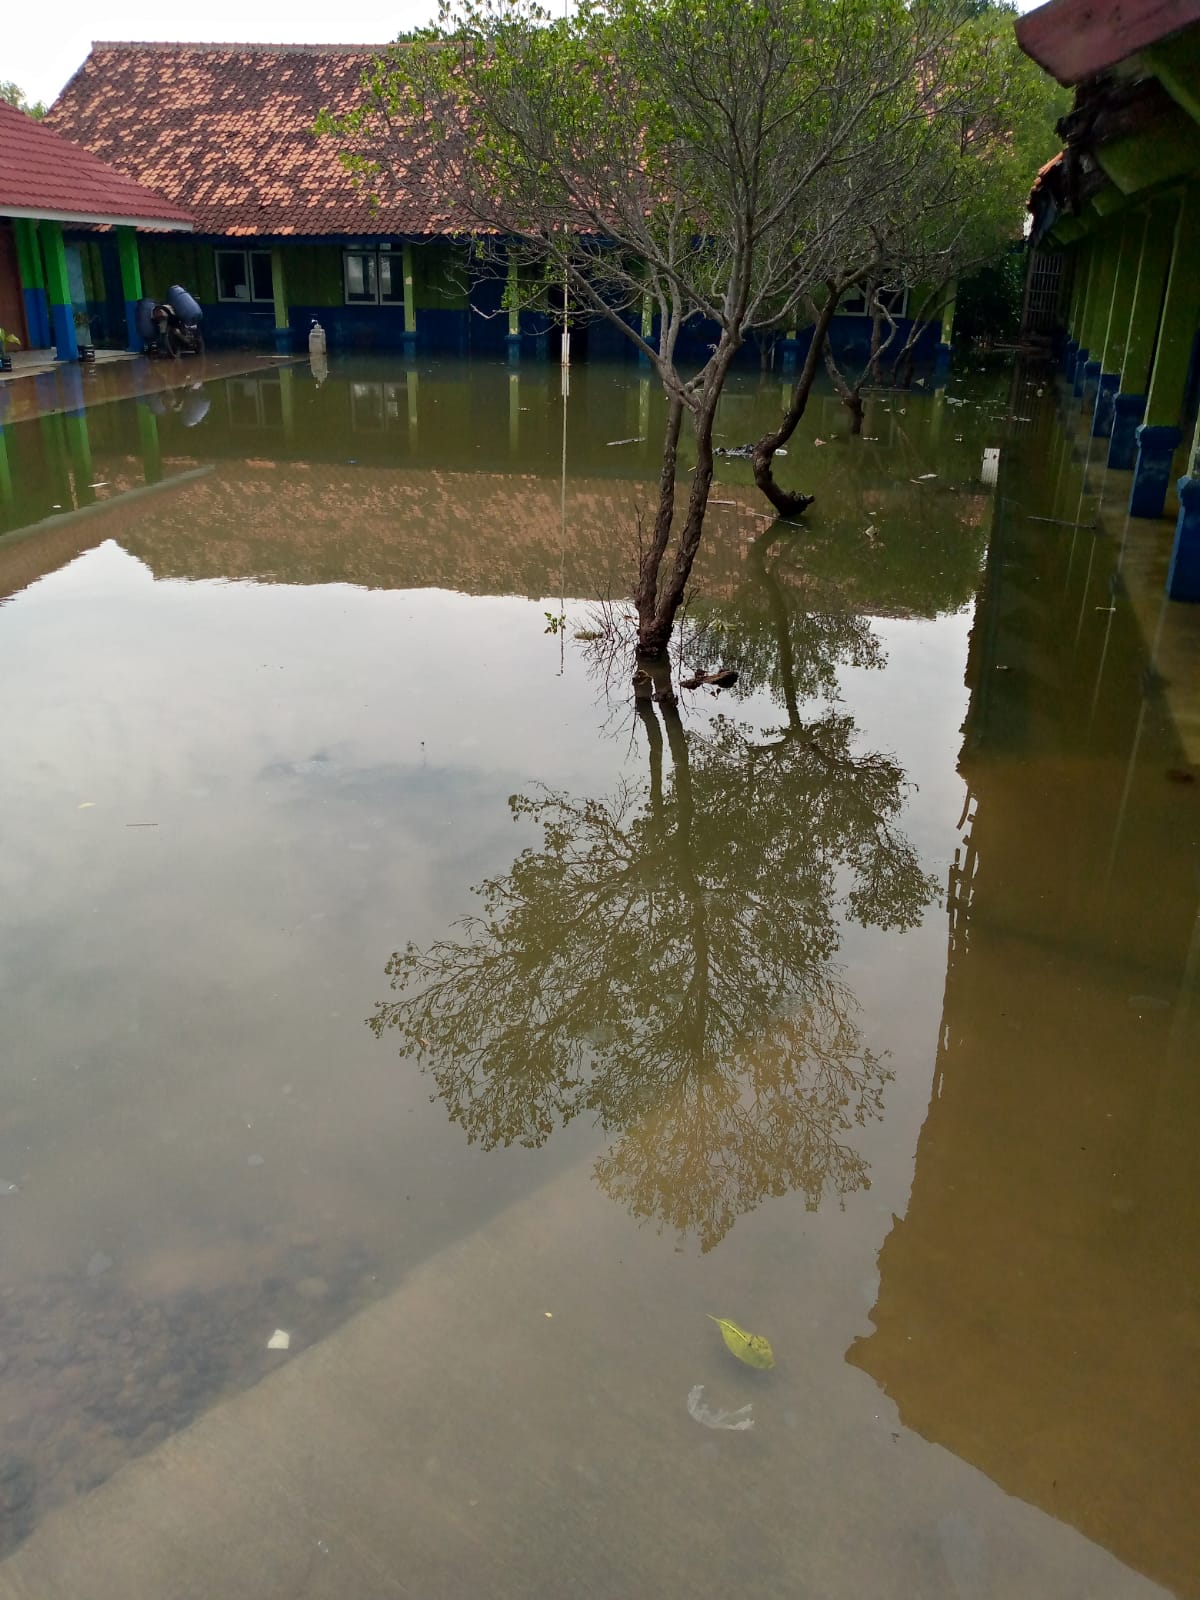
[708,1315,774,1370]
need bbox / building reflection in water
[849,462,1200,1598]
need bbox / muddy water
[0,355,1196,1596]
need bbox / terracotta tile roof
[45,43,469,238]
[0,98,192,227]
[1016,0,1200,85]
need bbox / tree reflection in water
[370,541,938,1250]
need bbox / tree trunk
[868,307,887,384]
[747,527,800,730]
[751,289,841,518]
[634,396,684,655]
[638,403,718,659]
[821,340,866,436]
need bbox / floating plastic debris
[267,1329,291,1351]
[687,1385,754,1431]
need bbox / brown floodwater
[0,354,1196,1597]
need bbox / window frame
[835,285,909,319]
[214,248,275,305]
[342,245,406,307]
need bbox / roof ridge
[89,40,392,54]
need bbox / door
[0,220,30,349]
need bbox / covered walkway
[0,100,191,366]
[1018,0,1200,600]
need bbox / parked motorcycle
[136,285,205,358]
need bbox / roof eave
[1016,0,1200,86]
[1,206,193,231]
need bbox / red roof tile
[46,43,468,238]
[0,98,192,227]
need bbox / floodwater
[0,354,1196,1598]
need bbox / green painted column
[1143,190,1200,429]
[38,413,72,508]
[1091,211,1145,436]
[117,227,144,351]
[1099,212,1144,373]
[137,408,162,485]
[505,246,520,360]
[278,367,295,442]
[1108,193,1179,468]
[1068,241,1097,390]
[270,247,290,353]
[40,221,78,361]
[65,413,95,507]
[402,241,416,347]
[406,369,419,450]
[1071,240,1097,344]
[13,219,50,347]
[1077,227,1121,403]
[1082,229,1119,351]
[1130,185,1200,517]
[0,429,13,507]
[939,282,957,344]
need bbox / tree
[791,4,1067,427]
[0,82,46,119]
[368,612,938,1251]
[323,0,1052,663]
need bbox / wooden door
[0,221,30,349]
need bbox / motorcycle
[136,285,205,358]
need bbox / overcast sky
[8,0,1047,110]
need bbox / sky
[7,0,1047,111]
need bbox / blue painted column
[1092,373,1120,437]
[1129,186,1200,520]
[13,219,51,348]
[1168,472,1200,602]
[117,227,144,352]
[40,221,78,361]
[1130,424,1182,518]
[1109,393,1147,470]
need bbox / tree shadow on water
[369,557,938,1251]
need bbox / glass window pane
[379,254,404,303]
[216,251,249,301]
[350,381,383,429]
[250,252,274,302]
[344,252,377,304]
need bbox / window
[836,285,909,318]
[350,381,407,432]
[343,247,406,306]
[226,376,282,429]
[216,249,274,303]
